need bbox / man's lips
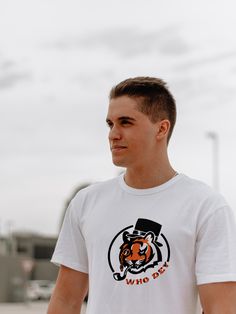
[111,145,127,152]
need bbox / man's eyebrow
[106,116,136,123]
[118,116,136,121]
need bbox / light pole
[206,131,219,191]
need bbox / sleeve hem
[51,256,89,274]
[197,273,236,285]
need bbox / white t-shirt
[51,174,236,314]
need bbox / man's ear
[156,119,170,141]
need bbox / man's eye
[106,122,113,128]
[121,120,131,125]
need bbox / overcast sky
[1,0,236,236]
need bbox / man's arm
[198,282,236,314]
[47,265,88,314]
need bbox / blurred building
[0,236,8,255]
[11,232,58,280]
[0,232,57,302]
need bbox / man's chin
[112,158,126,167]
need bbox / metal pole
[206,132,219,191]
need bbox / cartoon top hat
[126,218,163,247]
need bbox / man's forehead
[107,96,140,118]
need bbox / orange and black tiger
[113,231,162,281]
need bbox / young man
[48,77,236,314]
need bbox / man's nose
[108,125,122,140]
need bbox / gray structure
[0,232,58,302]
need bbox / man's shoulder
[180,174,228,209]
[180,174,213,193]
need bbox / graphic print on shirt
[108,218,170,285]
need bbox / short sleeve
[196,206,236,285]
[51,199,89,273]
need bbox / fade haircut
[109,76,176,143]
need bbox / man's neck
[124,165,177,189]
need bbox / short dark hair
[109,76,176,143]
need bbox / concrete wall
[0,256,58,302]
[0,234,58,302]
[33,260,58,281]
[0,256,26,302]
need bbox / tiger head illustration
[113,228,163,281]
[120,231,156,270]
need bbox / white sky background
[0,0,236,235]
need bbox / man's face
[106,96,159,169]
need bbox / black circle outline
[161,233,170,262]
